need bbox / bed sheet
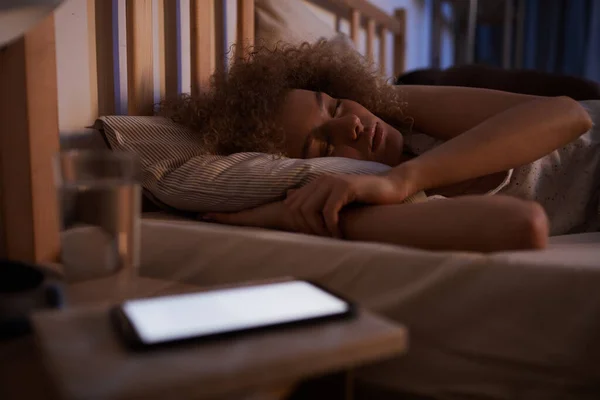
[140,215,600,400]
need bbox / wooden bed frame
[0,0,406,264]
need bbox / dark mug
[0,260,64,340]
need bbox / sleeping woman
[160,40,599,253]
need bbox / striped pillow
[96,116,426,213]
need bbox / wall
[54,0,95,135]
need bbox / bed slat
[366,18,375,63]
[191,0,215,95]
[157,0,166,100]
[163,0,179,99]
[379,27,387,76]
[308,0,401,35]
[0,15,60,263]
[350,9,360,46]
[236,0,255,59]
[336,0,401,34]
[87,0,99,118]
[393,8,406,77]
[214,0,226,73]
[126,0,154,115]
[92,0,116,116]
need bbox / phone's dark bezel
[110,280,356,351]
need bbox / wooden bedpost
[0,14,60,263]
[236,0,255,60]
[214,0,227,74]
[126,0,154,115]
[393,8,406,79]
[350,9,360,47]
[379,27,388,76]
[161,0,180,100]
[90,0,117,116]
[366,18,376,63]
[191,0,216,95]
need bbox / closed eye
[321,133,334,157]
[331,99,342,117]
[319,122,337,157]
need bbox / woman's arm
[340,196,548,252]
[392,93,593,193]
[205,195,549,253]
[401,85,540,139]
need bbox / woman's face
[278,89,404,166]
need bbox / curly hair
[159,39,411,156]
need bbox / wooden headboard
[0,0,406,264]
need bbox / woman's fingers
[285,177,325,207]
[285,184,312,209]
[322,184,352,238]
[285,185,314,233]
[299,186,332,236]
[287,194,315,235]
[284,177,354,237]
[289,190,326,235]
[284,183,331,236]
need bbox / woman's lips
[372,122,384,153]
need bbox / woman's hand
[283,174,413,238]
[202,172,418,238]
[202,195,550,253]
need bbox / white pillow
[95,116,426,213]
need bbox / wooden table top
[31,277,408,400]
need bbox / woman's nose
[332,114,363,142]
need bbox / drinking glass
[54,150,141,283]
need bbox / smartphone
[111,280,355,349]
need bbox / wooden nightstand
[3,275,408,400]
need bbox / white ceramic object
[0,0,64,46]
